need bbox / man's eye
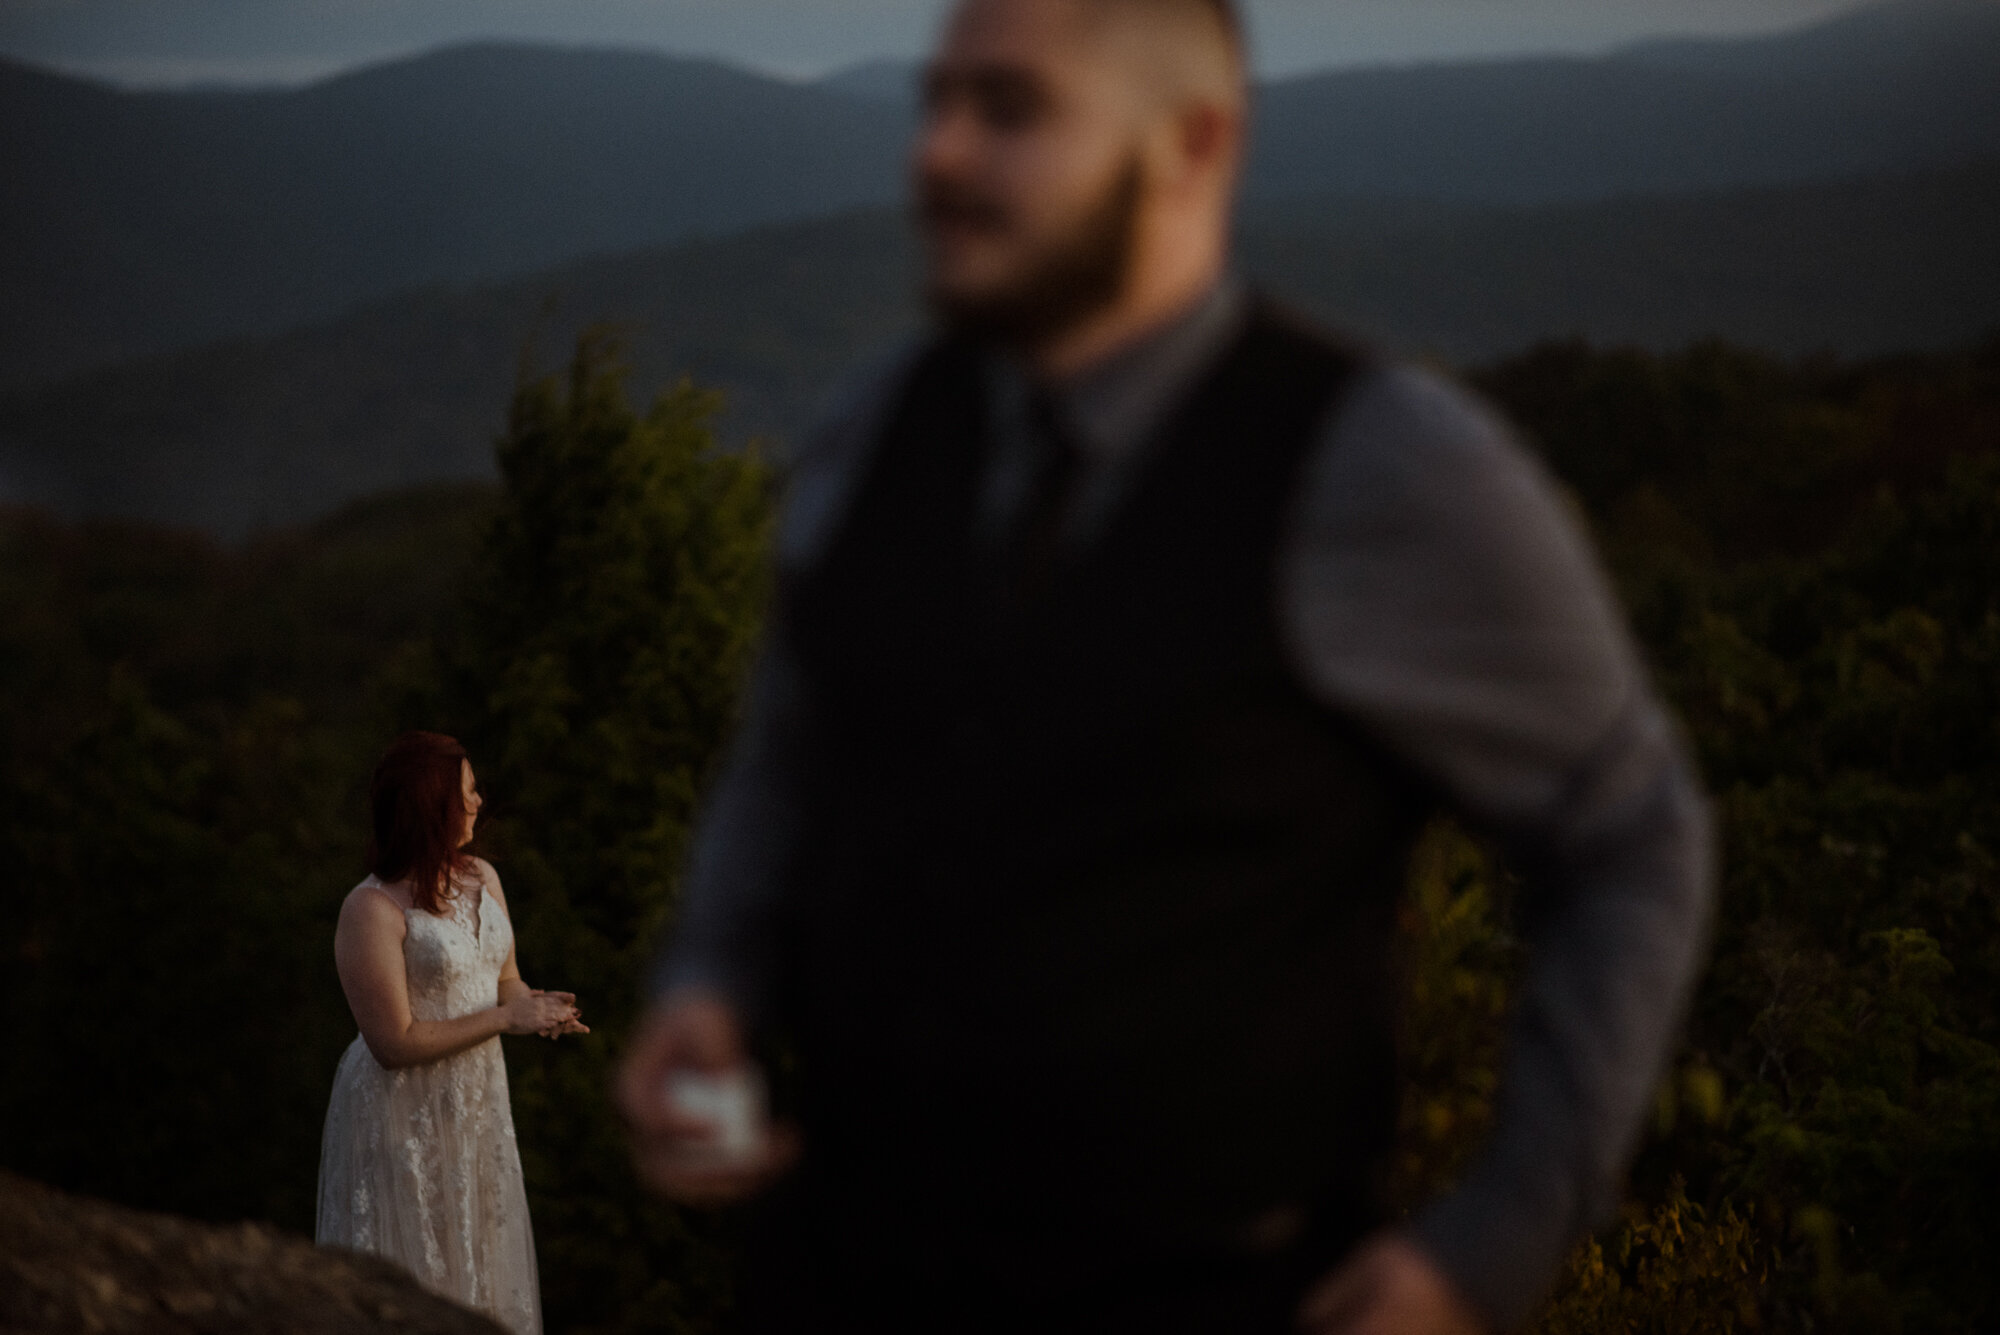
[981,90,1043,132]
[969,73,1048,132]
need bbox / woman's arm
[334,884,577,1068]
[478,861,588,1037]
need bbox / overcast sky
[0,0,1874,86]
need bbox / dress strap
[355,875,411,915]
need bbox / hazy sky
[0,0,1874,86]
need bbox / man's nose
[914,100,982,185]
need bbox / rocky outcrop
[0,1170,506,1334]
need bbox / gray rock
[0,1170,507,1335]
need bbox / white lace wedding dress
[317,874,543,1335]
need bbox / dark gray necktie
[1003,389,1087,597]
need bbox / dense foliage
[2,333,1996,1331]
[1403,337,2000,1331]
[1515,339,2000,1332]
[0,337,776,1333]
[0,482,498,1225]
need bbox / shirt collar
[1052,275,1250,464]
[984,275,1252,466]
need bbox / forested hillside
[5,162,1995,535]
[4,332,1996,1331]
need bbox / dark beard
[921,156,1145,349]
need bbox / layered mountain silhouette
[4,0,1997,392]
[4,162,1994,535]
[1248,0,2000,202]
[0,46,909,391]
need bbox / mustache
[915,175,1012,235]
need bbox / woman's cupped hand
[503,989,589,1040]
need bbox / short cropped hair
[1088,0,1243,52]
[1190,0,1245,55]
[1081,0,1248,108]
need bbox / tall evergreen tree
[440,332,776,1333]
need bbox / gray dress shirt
[655,280,1716,1329]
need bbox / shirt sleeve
[648,344,918,1021]
[1278,363,1718,1329]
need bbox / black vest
[779,301,1432,1262]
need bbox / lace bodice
[395,875,514,1024]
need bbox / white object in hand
[666,1066,768,1164]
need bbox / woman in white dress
[317,731,586,1335]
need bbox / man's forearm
[651,356,906,1017]
[650,767,794,1019]
[649,637,810,1021]
[1276,362,1719,1325]
[1410,728,1716,1327]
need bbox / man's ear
[1175,98,1240,180]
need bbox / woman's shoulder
[339,877,410,937]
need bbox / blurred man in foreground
[618,0,1714,1330]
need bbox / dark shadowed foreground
[0,1169,504,1335]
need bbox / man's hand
[614,990,798,1206]
[1298,1233,1487,1335]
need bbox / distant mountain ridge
[1246,0,2000,203]
[1619,0,1998,72]
[821,0,2000,100]
[3,161,1994,536]
[816,59,921,104]
[3,0,1997,393]
[0,44,908,390]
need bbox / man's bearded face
[919,147,1144,346]
[914,0,1152,346]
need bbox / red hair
[367,731,476,915]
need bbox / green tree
[432,332,776,1334]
